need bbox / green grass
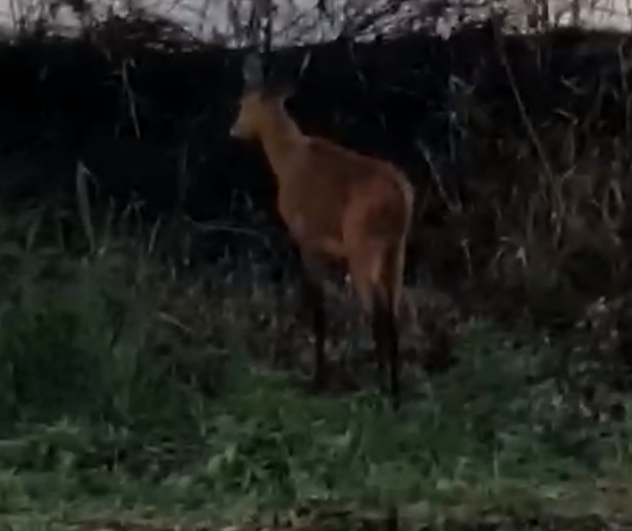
[0,201,630,531]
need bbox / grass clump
[0,202,629,531]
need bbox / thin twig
[492,13,552,180]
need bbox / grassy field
[0,199,631,531]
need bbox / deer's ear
[243,53,264,89]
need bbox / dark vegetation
[1,6,632,531]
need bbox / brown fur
[230,87,414,409]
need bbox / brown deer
[229,53,415,409]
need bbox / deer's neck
[258,106,304,186]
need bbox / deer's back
[276,136,413,258]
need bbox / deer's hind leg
[375,241,406,410]
[346,241,389,393]
[347,239,404,409]
[298,250,328,391]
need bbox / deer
[229,52,415,410]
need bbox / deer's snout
[229,118,249,139]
